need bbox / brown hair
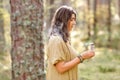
[50,5,76,42]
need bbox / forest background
[0,0,120,80]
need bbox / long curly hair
[49,5,76,42]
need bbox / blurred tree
[86,0,97,41]
[45,0,55,30]
[97,0,109,4]
[87,0,91,39]
[10,0,45,80]
[49,0,55,25]
[118,0,120,18]
[107,0,112,46]
[0,0,2,7]
[93,0,97,41]
[0,0,5,54]
[61,0,70,5]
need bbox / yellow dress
[46,34,78,80]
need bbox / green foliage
[78,48,120,80]
[98,65,116,73]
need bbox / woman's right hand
[81,50,95,60]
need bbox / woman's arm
[55,57,80,74]
[55,50,95,74]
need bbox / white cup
[89,43,95,50]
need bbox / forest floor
[78,48,120,80]
[0,48,120,80]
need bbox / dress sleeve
[48,36,66,65]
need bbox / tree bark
[10,0,44,80]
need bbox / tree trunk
[87,0,91,39]
[107,0,111,46]
[61,0,70,5]
[10,0,45,80]
[49,0,54,23]
[0,0,3,7]
[0,0,5,54]
[46,0,54,30]
[93,0,97,42]
[118,0,120,18]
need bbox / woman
[46,6,95,80]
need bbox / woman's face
[67,14,76,32]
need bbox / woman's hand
[81,50,95,60]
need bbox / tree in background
[45,0,55,31]
[10,0,44,80]
[61,0,70,5]
[87,0,91,39]
[93,0,97,42]
[119,0,120,19]
[49,0,55,25]
[0,0,6,54]
[86,0,97,41]
[107,0,112,46]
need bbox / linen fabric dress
[46,34,78,80]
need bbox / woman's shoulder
[50,34,62,41]
[49,34,64,44]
